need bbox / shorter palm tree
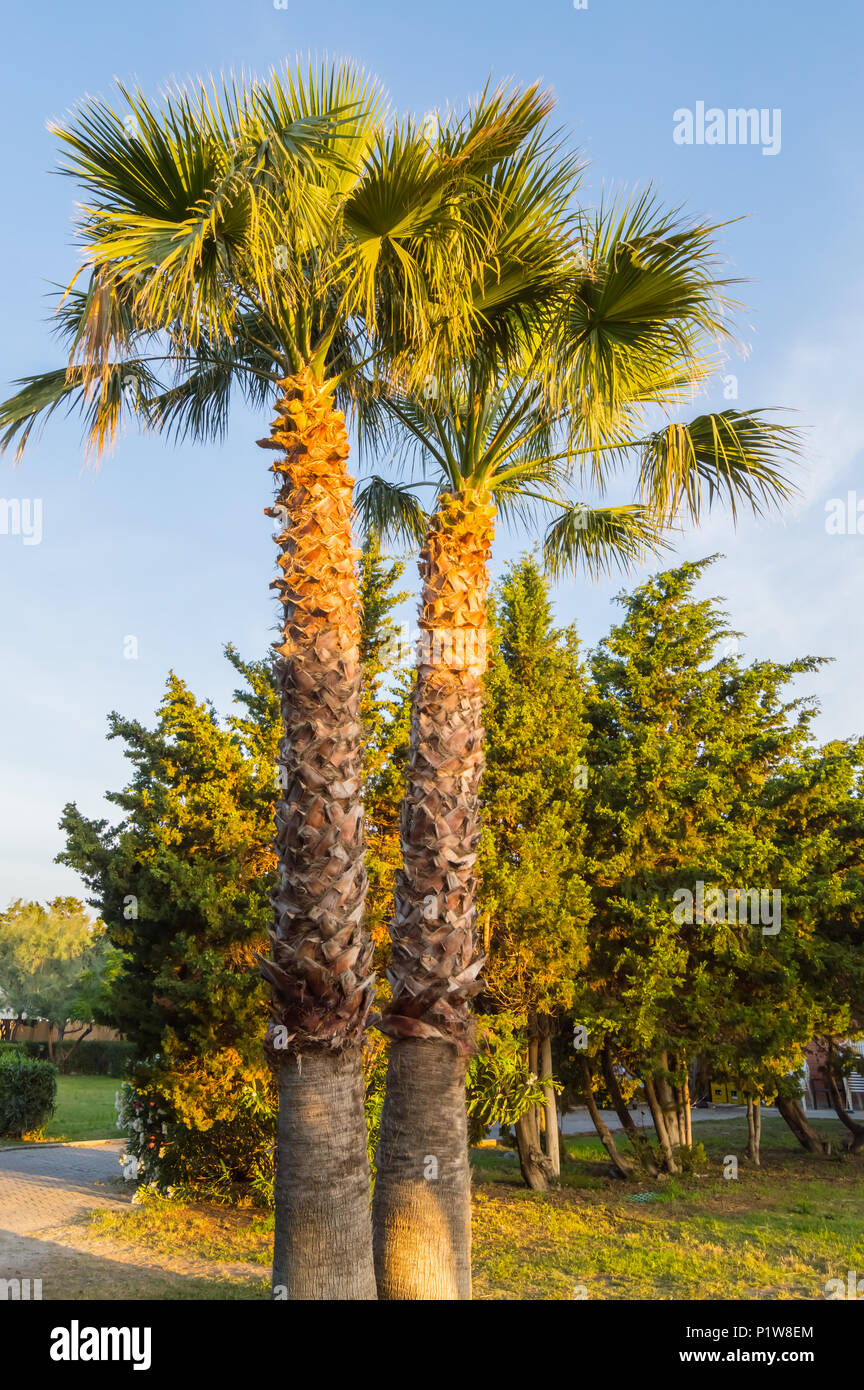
[358,184,802,1299]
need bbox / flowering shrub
[115,1082,169,1186]
[114,1051,277,1207]
[115,1039,388,1205]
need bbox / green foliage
[8,1039,135,1076]
[573,555,861,1123]
[467,1013,553,1141]
[0,1053,58,1138]
[480,556,592,1018]
[0,897,106,1035]
[55,542,406,1199]
[0,65,550,459]
[58,648,281,1198]
[58,648,280,1065]
[115,1065,276,1208]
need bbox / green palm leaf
[543,503,671,580]
[639,410,801,523]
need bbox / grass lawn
[81,1110,864,1300]
[0,1074,119,1145]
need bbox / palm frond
[0,360,161,458]
[353,474,429,545]
[543,501,671,580]
[639,409,802,523]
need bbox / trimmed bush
[0,1054,58,1138]
[1,1039,133,1076]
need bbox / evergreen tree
[476,557,591,1188]
[576,557,827,1174]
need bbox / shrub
[0,1054,58,1138]
[115,1037,388,1207]
[60,1040,134,1076]
[2,1039,134,1076]
[115,1051,278,1208]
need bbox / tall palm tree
[0,61,551,1299]
[358,176,802,1299]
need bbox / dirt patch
[0,1219,267,1301]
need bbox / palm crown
[356,166,801,573]
[1,62,553,456]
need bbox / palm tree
[0,61,551,1299]
[358,175,802,1298]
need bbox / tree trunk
[775,1095,831,1154]
[682,1070,693,1148]
[539,1019,560,1177]
[375,489,495,1298]
[643,1074,680,1173]
[825,1066,864,1153]
[273,1050,376,1299]
[578,1056,634,1178]
[745,1097,761,1166]
[654,1055,681,1148]
[514,1034,555,1191]
[58,1023,92,1073]
[256,370,377,1300]
[601,1042,659,1176]
[514,1109,555,1190]
[372,1039,471,1298]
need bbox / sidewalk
[560,1103,747,1135]
[0,1139,128,1236]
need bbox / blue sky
[1,0,862,905]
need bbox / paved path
[560,1103,749,1135]
[0,1141,129,1236]
[0,1141,263,1300]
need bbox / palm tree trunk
[257,370,376,1301]
[373,488,495,1300]
[273,1051,376,1299]
[372,1038,472,1298]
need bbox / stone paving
[0,1141,129,1236]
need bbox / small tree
[576,557,825,1174]
[478,557,591,1187]
[0,898,104,1059]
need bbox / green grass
[91,1197,274,1266]
[81,1110,864,1300]
[0,1074,119,1145]
[471,1113,864,1299]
